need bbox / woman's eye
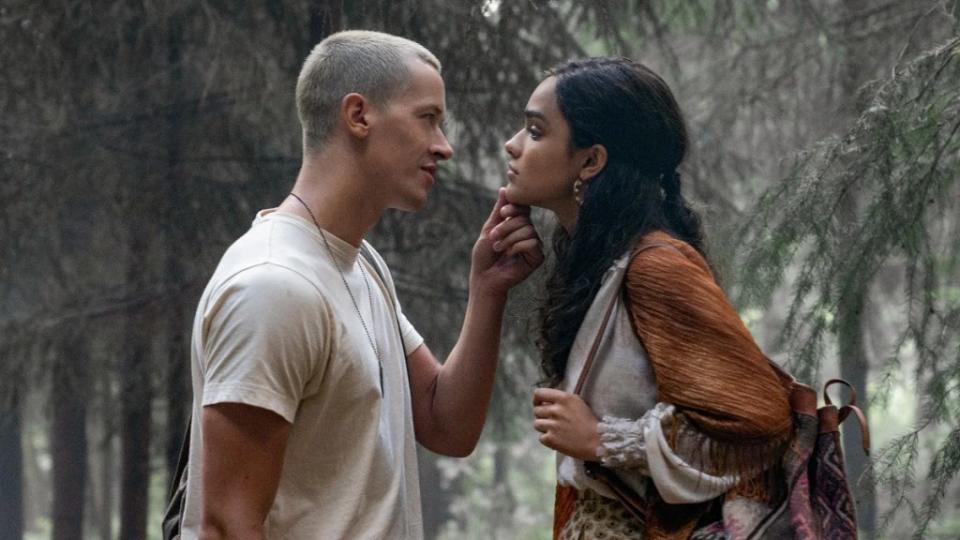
[526,125,542,140]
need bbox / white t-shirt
[181,209,425,539]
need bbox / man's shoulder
[358,240,398,291]
[224,211,312,259]
[359,239,388,271]
[207,261,325,311]
[212,215,327,291]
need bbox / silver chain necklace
[287,192,383,387]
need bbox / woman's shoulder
[628,230,713,279]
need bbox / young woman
[492,57,795,538]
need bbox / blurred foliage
[2,1,960,538]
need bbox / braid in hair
[661,171,706,256]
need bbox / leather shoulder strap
[572,241,673,395]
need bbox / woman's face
[504,77,586,221]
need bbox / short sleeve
[199,263,334,423]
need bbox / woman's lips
[506,165,518,182]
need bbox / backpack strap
[359,242,406,352]
[162,421,190,539]
[823,378,870,455]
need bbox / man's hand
[471,187,543,294]
[533,388,602,461]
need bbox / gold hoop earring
[573,178,584,206]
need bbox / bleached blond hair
[296,30,441,153]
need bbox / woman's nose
[504,130,521,158]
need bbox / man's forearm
[429,287,507,454]
[414,190,542,455]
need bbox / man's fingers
[484,188,508,227]
[505,238,542,259]
[493,223,536,251]
[489,214,529,242]
[499,203,531,219]
[533,419,552,433]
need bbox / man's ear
[342,93,371,138]
[579,144,608,182]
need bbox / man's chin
[390,193,429,213]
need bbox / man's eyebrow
[524,109,547,122]
[416,104,445,116]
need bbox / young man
[179,31,543,538]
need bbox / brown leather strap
[553,484,578,539]
[569,240,673,526]
[842,405,871,455]
[584,462,648,521]
[572,241,673,396]
[822,378,870,454]
[572,288,618,396]
[823,378,855,407]
[818,404,840,434]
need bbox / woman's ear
[579,144,608,182]
[342,93,371,138]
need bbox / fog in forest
[2,1,959,539]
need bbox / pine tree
[735,37,960,537]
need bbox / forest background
[2,1,959,539]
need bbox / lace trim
[596,403,674,470]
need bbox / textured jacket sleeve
[612,234,792,502]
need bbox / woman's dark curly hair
[538,57,707,386]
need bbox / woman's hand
[532,388,602,461]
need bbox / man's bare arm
[406,293,505,456]
[200,403,290,540]
[408,189,542,456]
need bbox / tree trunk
[163,6,191,488]
[119,316,152,540]
[0,381,24,540]
[165,313,189,481]
[418,449,455,539]
[299,0,344,65]
[837,2,875,535]
[51,337,88,540]
[119,288,153,540]
[308,0,344,51]
[490,417,514,540]
[119,204,153,539]
[96,365,115,540]
[836,284,874,537]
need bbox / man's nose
[432,133,454,161]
